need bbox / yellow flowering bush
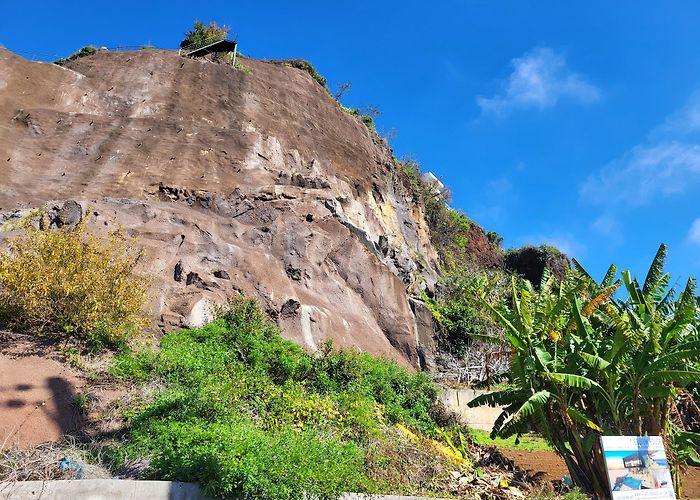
[0,219,149,348]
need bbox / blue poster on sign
[600,436,676,500]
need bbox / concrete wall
[439,388,502,432]
[0,480,207,500]
[0,480,451,500]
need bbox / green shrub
[125,421,368,499]
[54,46,97,66]
[424,194,475,267]
[361,114,376,132]
[0,219,149,348]
[486,231,503,247]
[180,20,229,48]
[234,59,251,74]
[338,106,378,134]
[392,157,493,268]
[113,298,447,498]
[342,106,360,118]
[425,265,509,355]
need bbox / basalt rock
[55,200,83,228]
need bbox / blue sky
[3,1,700,284]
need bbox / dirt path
[501,449,700,499]
[0,352,85,449]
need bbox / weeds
[74,393,90,414]
[234,59,251,74]
[111,297,452,498]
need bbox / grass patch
[111,297,451,499]
[468,428,552,452]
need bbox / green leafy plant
[469,244,700,497]
[112,298,452,498]
[425,265,509,356]
[361,114,376,132]
[392,158,497,269]
[486,231,503,247]
[74,393,90,413]
[234,59,251,73]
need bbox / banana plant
[469,244,700,498]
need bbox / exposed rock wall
[0,48,440,368]
[504,246,570,288]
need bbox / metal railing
[178,36,230,57]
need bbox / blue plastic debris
[59,457,84,479]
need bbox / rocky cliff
[0,48,441,368]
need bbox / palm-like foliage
[469,244,700,497]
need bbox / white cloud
[580,141,700,205]
[653,92,700,139]
[688,218,700,245]
[477,48,600,116]
[582,92,700,207]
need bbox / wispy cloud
[580,142,700,205]
[688,218,700,245]
[477,48,600,116]
[653,91,700,139]
[581,93,700,206]
[582,93,700,261]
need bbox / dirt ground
[502,449,700,500]
[0,349,86,450]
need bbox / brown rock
[0,48,442,368]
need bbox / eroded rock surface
[0,48,440,368]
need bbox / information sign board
[601,436,676,500]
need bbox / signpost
[601,436,676,499]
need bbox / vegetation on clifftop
[180,20,229,48]
[54,45,98,66]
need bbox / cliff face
[0,48,440,367]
